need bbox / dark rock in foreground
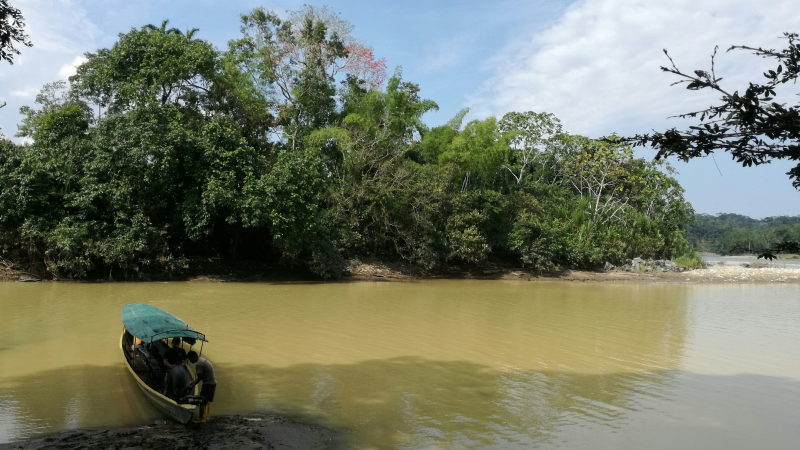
[0,414,340,450]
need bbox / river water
[0,281,798,449]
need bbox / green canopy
[121,303,206,343]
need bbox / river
[0,281,798,449]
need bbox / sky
[1,0,800,218]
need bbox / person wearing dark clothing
[163,348,186,368]
[187,351,217,423]
[163,364,190,401]
[162,338,187,369]
[169,338,187,362]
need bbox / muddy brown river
[1,281,799,449]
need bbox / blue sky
[2,0,800,218]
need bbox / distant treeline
[686,213,800,254]
[0,7,695,279]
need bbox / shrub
[673,252,705,269]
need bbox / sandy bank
[0,414,340,450]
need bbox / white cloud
[469,0,800,138]
[59,55,88,79]
[0,1,104,142]
[17,0,101,54]
[10,88,38,98]
[468,0,800,217]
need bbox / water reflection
[0,365,158,442]
[2,362,799,449]
[214,359,683,448]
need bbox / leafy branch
[628,32,800,187]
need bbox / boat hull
[120,331,197,424]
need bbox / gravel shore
[677,263,800,283]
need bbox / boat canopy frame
[150,329,207,342]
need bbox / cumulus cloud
[469,0,800,138]
[467,0,800,216]
[0,1,103,141]
[18,0,101,54]
[59,55,89,78]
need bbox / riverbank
[341,258,800,284]
[0,415,340,450]
[4,256,800,284]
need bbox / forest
[686,213,800,255]
[0,6,696,279]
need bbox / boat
[120,303,207,424]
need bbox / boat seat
[135,344,165,381]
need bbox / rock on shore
[0,415,341,450]
[613,258,684,273]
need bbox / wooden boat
[120,303,207,424]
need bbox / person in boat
[163,353,190,401]
[161,338,187,368]
[187,351,216,423]
[169,338,187,361]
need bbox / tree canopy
[686,213,800,255]
[0,6,697,279]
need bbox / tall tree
[70,23,216,114]
[499,111,564,184]
[234,5,387,148]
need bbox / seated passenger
[170,337,187,363]
[162,338,187,369]
[163,354,190,401]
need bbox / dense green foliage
[0,8,695,279]
[686,213,800,254]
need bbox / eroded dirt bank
[0,415,341,450]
